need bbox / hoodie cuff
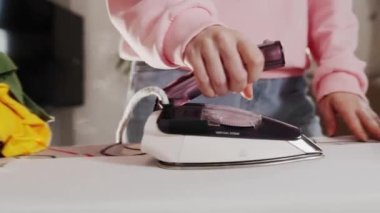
[313,71,368,102]
[163,7,223,67]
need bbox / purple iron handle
[163,41,285,106]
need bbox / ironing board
[0,138,380,213]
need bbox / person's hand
[318,92,380,141]
[183,25,264,99]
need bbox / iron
[141,103,323,169]
[116,41,323,169]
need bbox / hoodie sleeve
[106,0,222,69]
[308,0,368,101]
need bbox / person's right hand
[183,25,264,99]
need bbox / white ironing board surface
[1,140,380,213]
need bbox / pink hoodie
[106,0,368,101]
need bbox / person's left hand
[318,92,380,141]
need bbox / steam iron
[142,103,323,169]
[115,41,323,169]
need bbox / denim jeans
[126,62,323,143]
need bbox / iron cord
[115,86,170,144]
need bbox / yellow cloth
[0,83,51,157]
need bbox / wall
[50,0,128,146]
[354,0,380,75]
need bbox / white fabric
[1,141,380,213]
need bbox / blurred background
[0,0,379,146]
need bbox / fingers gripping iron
[163,41,285,106]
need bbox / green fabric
[0,52,53,122]
[23,93,54,122]
[0,52,24,103]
